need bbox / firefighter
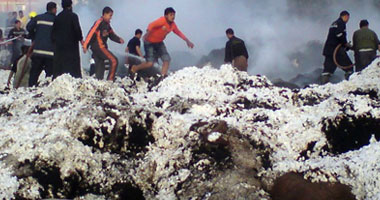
[321,11,353,84]
[27,2,57,86]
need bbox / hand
[186,41,194,49]
[346,43,353,50]
[120,38,125,44]
[83,46,87,54]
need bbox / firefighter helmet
[29,11,37,18]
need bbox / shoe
[321,74,330,85]
[128,65,136,79]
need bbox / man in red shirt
[129,7,194,77]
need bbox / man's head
[135,29,143,39]
[47,2,57,15]
[226,28,234,39]
[12,12,17,18]
[360,20,369,29]
[164,7,176,23]
[340,10,350,23]
[102,7,113,22]
[0,28,3,39]
[61,0,72,9]
[19,10,24,18]
[15,20,21,29]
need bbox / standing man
[126,29,144,67]
[321,11,353,84]
[83,7,124,81]
[129,7,194,77]
[18,11,28,29]
[352,20,380,72]
[52,0,83,79]
[224,28,249,72]
[8,20,27,66]
[27,2,57,86]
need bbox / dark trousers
[355,50,376,72]
[11,41,22,64]
[92,48,118,81]
[29,56,53,86]
[323,47,353,74]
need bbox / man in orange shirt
[129,7,194,77]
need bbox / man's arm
[225,42,232,63]
[26,17,36,38]
[352,32,357,52]
[242,41,249,59]
[72,14,83,42]
[336,21,348,45]
[136,46,143,57]
[173,23,194,48]
[83,19,102,53]
[8,29,14,39]
[109,28,124,44]
[374,32,380,52]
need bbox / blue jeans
[144,41,171,63]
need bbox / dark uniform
[52,8,83,79]
[127,36,142,66]
[352,27,379,72]
[322,18,353,81]
[83,18,122,81]
[225,36,249,72]
[26,12,55,86]
[8,27,27,64]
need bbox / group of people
[5,10,28,29]
[322,10,380,84]
[5,0,82,88]
[6,3,375,89]
[3,0,251,89]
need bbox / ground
[0,59,379,199]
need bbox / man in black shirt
[126,29,143,66]
[52,0,84,79]
[224,28,249,72]
[8,20,27,65]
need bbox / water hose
[333,43,354,70]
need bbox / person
[27,11,38,40]
[129,7,194,77]
[352,20,380,72]
[321,11,353,84]
[27,2,57,86]
[6,12,17,28]
[224,28,249,72]
[52,0,83,79]
[83,6,124,81]
[8,20,27,66]
[125,29,144,67]
[18,11,28,29]
[7,45,31,88]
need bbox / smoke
[70,0,380,80]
